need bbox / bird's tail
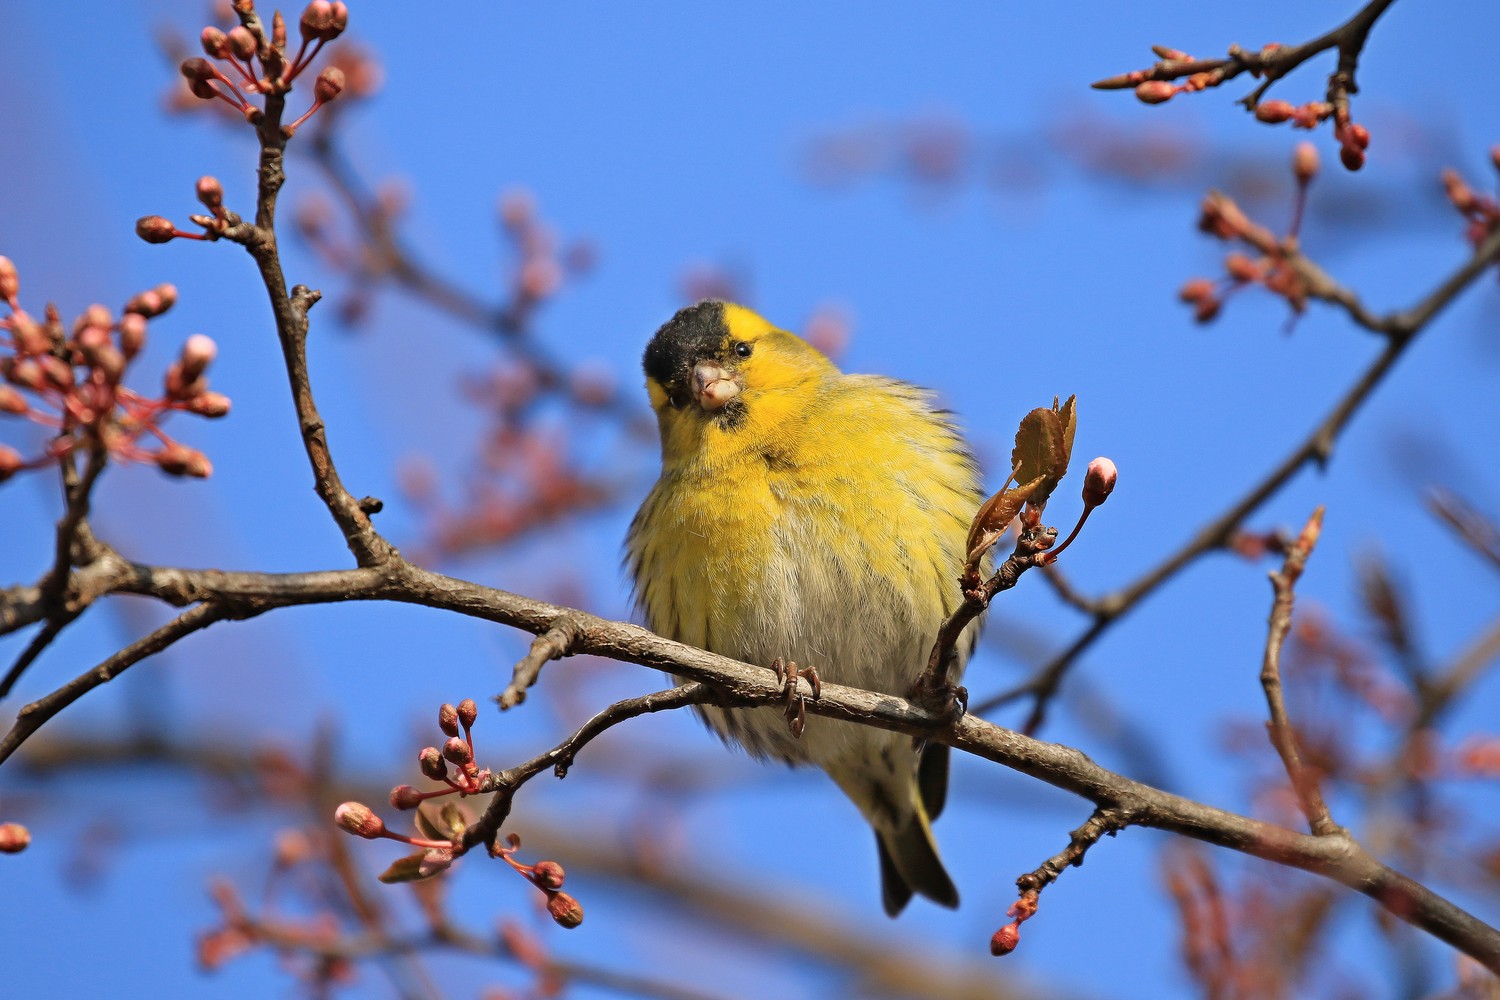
[874,772,958,916]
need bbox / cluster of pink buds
[990,888,1039,956]
[496,833,584,929]
[0,256,227,482]
[1100,42,1371,171]
[181,1,348,135]
[1440,152,1500,250]
[1178,144,1321,325]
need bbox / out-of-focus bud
[457,698,478,729]
[1346,122,1370,150]
[157,443,213,478]
[1177,277,1214,303]
[1224,253,1261,283]
[0,256,17,303]
[546,891,584,929]
[118,313,147,357]
[519,258,561,300]
[38,355,75,391]
[1253,99,1295,124]
[271,10,287,49]
[1134,80,1175,105]
[441,736,473,767]
[1193,295,1222,323]
[498,188,535,229]
[1082,457,1118,508]
[0,386,27,415]
[314,66,345,103]
[419,746,448,781]
[201,26,231,58]
[439,703,460,737]
[273,828,313,867]
[10,312,50,356]
[0,823,31,854]
[532,860,566,891]
[180,57,220,101]
[0,445,22,481]
[179,334,218,382]
[185,391,232,418]
[1339,144,1365,172]
[76,304,112,334]
[329,2,349,36]
[227,25,258,61]
[333,801,385,839]
[990,922,1020,956]
[1290,104,1323,129]
[196,176,224,211]
[1293,141,1319,185]
[389,785,424,810]
[1443,169,1479,216]
[136,216,179,244]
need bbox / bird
[626,300,985,915]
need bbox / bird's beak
[692,361,741,411]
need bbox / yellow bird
[627,300,984,915]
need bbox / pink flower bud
[227,26,258,61]
[1253,99,1295,124]
[0,822,30,853]
[333,801,385,839]
[0,445,22,480]
[519,258,561,300]
[438,703,460,737]
[546,891,584,928]
[1134,80,1175,105]
[1346,122,1370,150]
[0,256,17,303]
[300,1,334,41]
[136,216,178,244]
[1193,295,1222,323]
[1339,144,1365,172]
[179,334,218,381]
[0,386,27,415]
[389,785,424,810]
[419,746,447,781]
[1082,457,1118,507]
[1443,169,1478,216]
[196,176,224,210]
[271,10,287,49]
[1224,253,1260,283]
[39,355,74,391]
[457,698,478,729]
[76,304,112,334]
[441,736,472,767]
[1293,141,1319,185]
[185,391,232,418]
[314,66,345,103]
[118,313,147,357]
[156,443,212,478]
[990,922,1020,956]
[533,860,566,890]
[201,26,231,58]
[329,2,349,35]
[1177,277,1214,304]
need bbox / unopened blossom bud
[38,355,74,391]
[271,10,287,49]
[1194,295,1222,323]
[0,822,30,853]
[227,26,258,61]
[441,736,473,767]
[1345,122,1370,150]
[1339,144,1365,172]
[196,176,224,210]
[179,334,218,381]
[1293,141,1319,185]
[0,386,26,415]
[314,66,345,103]
[124,291,162,318]
[438,703,460,737]
[990,922,1020,956]
[0,256,17,303]
[1443,169,1478,216]
[118,313,147,357]
[519,259,561,300]
[1082,457,1118,507]
[136,216,179,244]
[300,1,334,41]
[185,391,232,418]
[1134,80,1175,105]
[1224,253,1260,283]
[329,2,349,36]
[76,304,112,334]
[1177,277,1214,304]
[532,860,566,890]
[334,801,385,839]
[418,746,447,781]
[389,785,424,810]
[0,445,22,480]
[1253,99,1295,124]
[156,443,212,478]
[201,26,230,58]
[457,698,478,729]
[546,891,584,928]
[499,189,535,229]
[5,358,44,391]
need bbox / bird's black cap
[643,300,727,389]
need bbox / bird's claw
[913,679,968,725]
[771,657,821,738]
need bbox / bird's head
[642,300,835,461]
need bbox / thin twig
[0,603,233,765]
[498,614,587,709]
[1260,507,1339,837]
[1015,807,1125,897]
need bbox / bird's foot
[771,657,821,738]
[912,678,968,725]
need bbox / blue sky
[2,2,1499,997]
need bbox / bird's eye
[732,341,752,358]
[667,390,689,410]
